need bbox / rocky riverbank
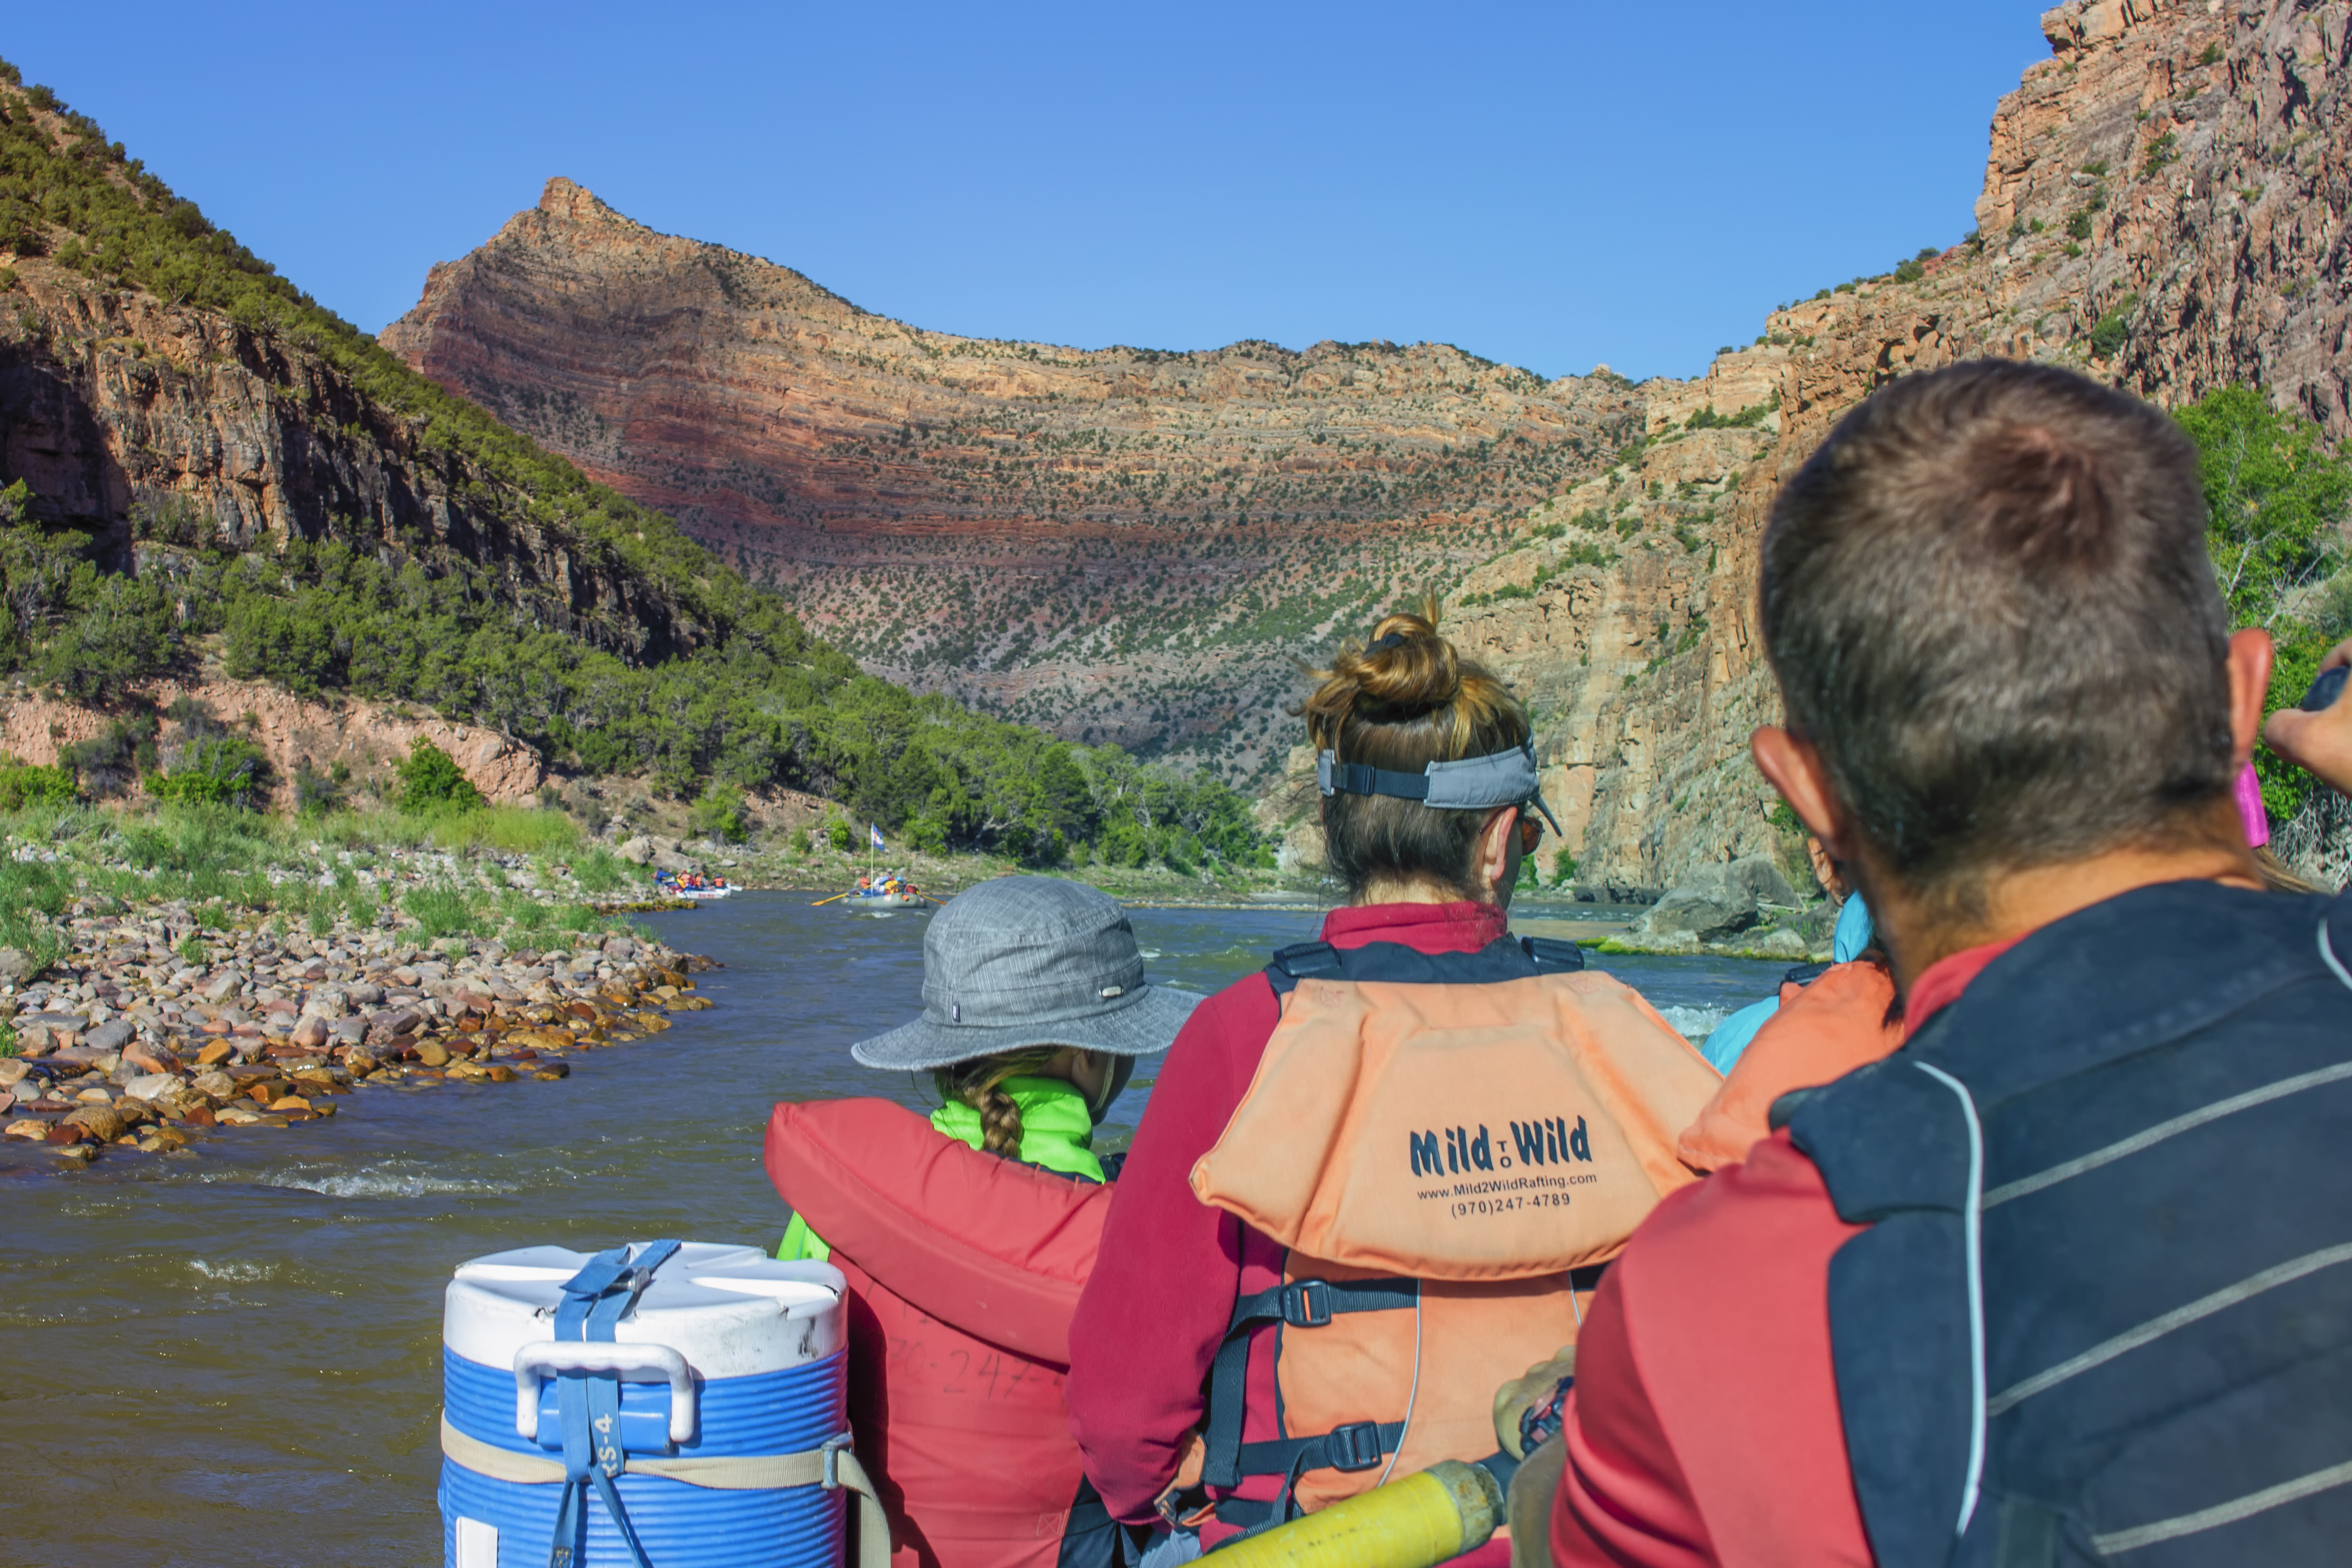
[0,908,713,1166]
[0,810,719,1169]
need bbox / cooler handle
[513,1342,698,1445]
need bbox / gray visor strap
[1318,740,1564,836]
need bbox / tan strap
[439,1414,891,1568]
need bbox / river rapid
[0,893,1786,1567]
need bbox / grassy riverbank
[0,801,658,981]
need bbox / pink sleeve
[1067,975,1277,1524]
[2236,762,2271,848]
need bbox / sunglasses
[1515,808,1545,855]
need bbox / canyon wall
[383,0,2352,887]
[1442,0,2352,888]
[0,259,744,666]
[381,180,1644,780]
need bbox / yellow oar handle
[810,892,853,906]
[1205,1460,1505,1568]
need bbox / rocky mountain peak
[537,175,624,226]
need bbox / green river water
[0,893,1784,1567]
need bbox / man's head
[1755,360,2249,930]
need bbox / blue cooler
[437,1240,881,1568]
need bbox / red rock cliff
[382,180,1643,778]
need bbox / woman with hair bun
[1066,604,1719,1563]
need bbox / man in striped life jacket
[1543,360,2352,1566]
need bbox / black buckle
[1270,941,1343,980]
[1521,936,1586,973]
[1280,1279,1333,1328]
[1325,1422,1386,1472]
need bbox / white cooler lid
[444,1242,845,1379]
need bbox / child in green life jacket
[763,877,1198,1568]
[778,1042,1121,1260]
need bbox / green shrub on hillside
[0,757,74,809]
[1687,392,1779,431]
[689,785,750,843]
[2089,294,2140,359]
[292,759,343,815]
[2176,386,2352,819]
[146,735,265,806]
[394,738,487,812]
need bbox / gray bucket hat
[850,878,1202,1070]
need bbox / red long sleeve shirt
[1549,939,2017,1567]
[1066,900,1511,1526]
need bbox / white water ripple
[1657,1004,1729,1042]
[247,1166,515,1199]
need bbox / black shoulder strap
[1264,941,1345,996]
[1521,936,1587,973]
[1265,934,1585,995]
[1200,1274,1418,1488]
[1781,960,1831,988]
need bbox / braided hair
[933,1047,1066,1157]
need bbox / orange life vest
[1673,958,1903,1173]
[1185,936,1720,1531]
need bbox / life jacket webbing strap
[1200,1276,1416,1490]
[1198,1259,1611,1496]
[1236,1419,1407,1479]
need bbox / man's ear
[1752,726,1856,861]
[2226,628,2275,770]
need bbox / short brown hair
[1304,600,1531,901]
[1759,361,2232,913]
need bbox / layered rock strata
[383,180,1644,777]
[0,257,740,667]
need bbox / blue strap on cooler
[547,1240,683,1568]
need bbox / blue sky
[7,2,2053,382]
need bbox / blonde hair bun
[1299,597,1536,901]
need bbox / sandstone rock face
[0,254,741,676]
[1443,0,2352,888]
[382,179,1646,778]
[0,676,542,808]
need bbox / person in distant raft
[1065,604,1721,1564]
[766,878,1201,1568]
